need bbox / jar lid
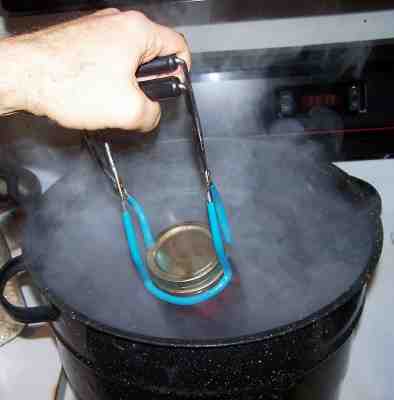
[147,223,223,296]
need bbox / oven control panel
[277,81,368,118]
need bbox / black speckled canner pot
[0,141,383,400]
[52,287,364,400]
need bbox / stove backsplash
[3,0,394,26]
[1,39,394,187]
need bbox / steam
[335,44,373,80]
[23,133,378,341]
[0,113,82,191]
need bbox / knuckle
[118,11,151,35]
[126,10,149,23]
[105,7,120,13]
[92,8,119,17]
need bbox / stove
[1,3,394,399]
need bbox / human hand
[0,9,190,132]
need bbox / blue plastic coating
[122,211,150,282]
[210,183,233,245]
[127,195,155,249]
[207,201,232,278]
[122,203,232,306]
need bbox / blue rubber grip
[122,207,232,306]
[210,183,233,245]
[127,195,155,249]
[207,202,232,278]
[122,210,150,282]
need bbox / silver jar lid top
[147,223,223,296]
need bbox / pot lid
[24,137,382,341]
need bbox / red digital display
[301,94,341,111]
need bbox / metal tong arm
[177,59,211,188]
[102,141,156,249]
[137,55,211,187]
[104,143,125,203]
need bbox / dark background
[2,0,394,25]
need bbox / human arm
[0,9,190,132]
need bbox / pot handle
[0,162,42,204]
[0,256,59,324]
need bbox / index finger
[122,11,191,71]
[153,24,191,70]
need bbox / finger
[153,24,192,70]
[92,8,120,17]
[121,11,191,70]
[133,94,161,133]
[121,12,191,71]
[117,83,161,132]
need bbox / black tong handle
[136,55,179,78]
[137,55,208,176]
[139,76,184,101]
[137,55,185,101]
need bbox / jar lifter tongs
[85,55,233,305]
